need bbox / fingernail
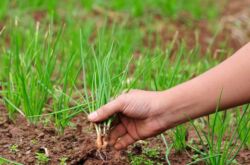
[88,112,97,121]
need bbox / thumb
[88,96,124,122]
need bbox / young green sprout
[35,152,50,165]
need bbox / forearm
[162,42,250,128]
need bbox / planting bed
[0,0,250,165]
[0,105,127,164]
[0,104,190,165]
[1,105,250,165]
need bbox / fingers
[110,117,138,150]
[109,123,127,145]
[114,134,136,150]
[88,97,124,122]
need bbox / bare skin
[88,42,250,150]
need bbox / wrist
[159,83,207,129]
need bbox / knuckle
[117,94,128,107]
[118,140,127,148]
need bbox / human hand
[88,89,170,150]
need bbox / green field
[0,0,249,164]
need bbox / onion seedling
[188,96,250,165]
[82,51,130,150]
[171,125,188,152]
[2,23,63,123]
[236,104,250,149]
[52,52,80,132]
[80,32,132,150]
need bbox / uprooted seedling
[79,35,133,155]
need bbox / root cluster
[96,134,108,150]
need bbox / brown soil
[1,106,249,165]
[0,105,128,165]
[0,104,194,165]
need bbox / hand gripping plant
[80,36,131,151]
